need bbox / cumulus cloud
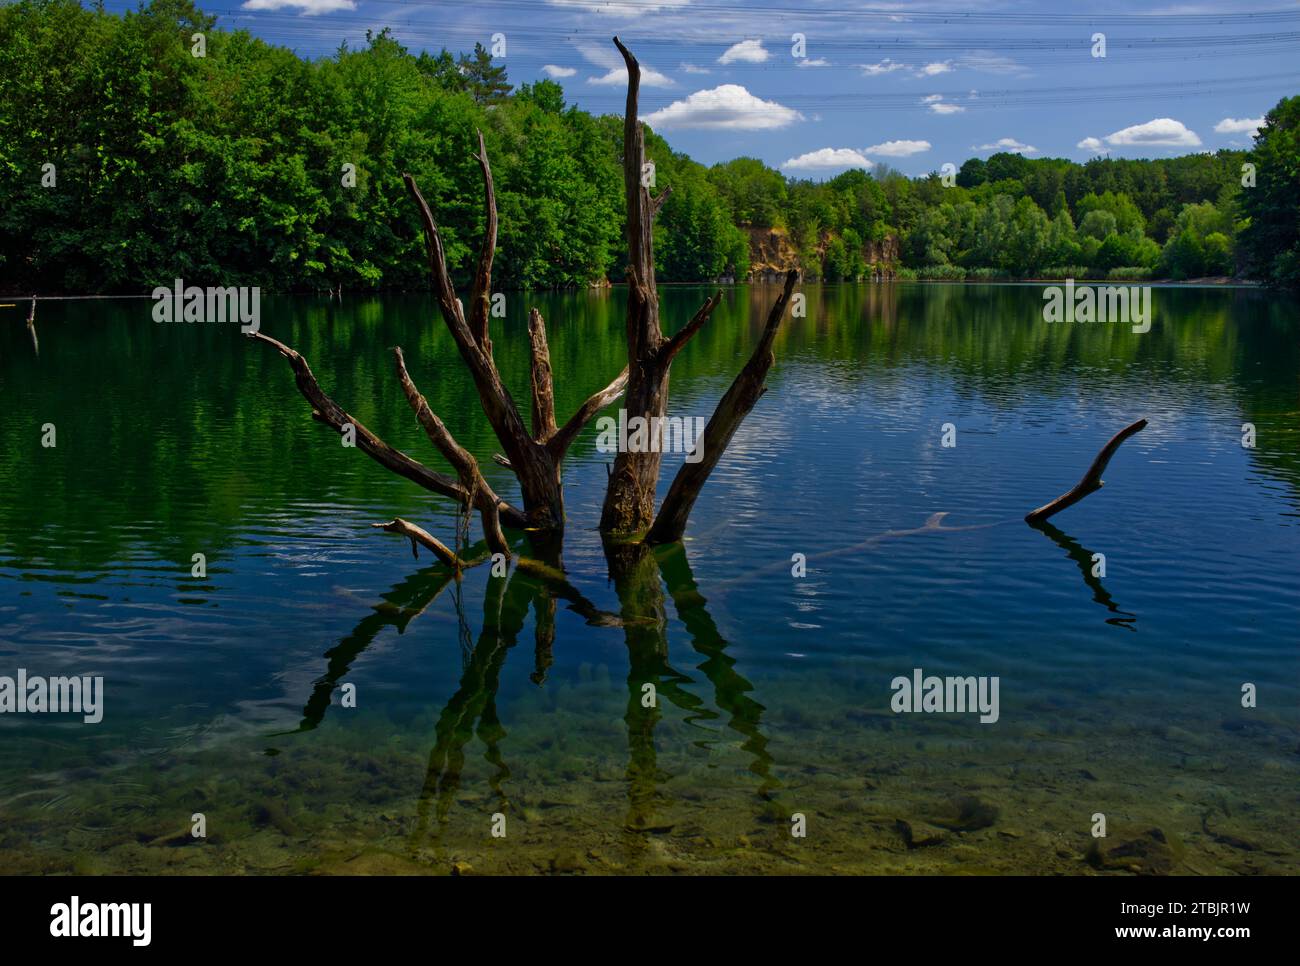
[1215,116,1264,136]
[588,66,674,86]
[1078,136,1106,153]
[864,139,931,157]
[580,43,673,87]
[917,61,953,77]
[1102,117,1201,148]
[975,137,1038,154]
[644,84,803,129]
[859,59,907,76]
[923,96,964,114]
[797,57,831,68]
[541,64,577,78]
[548,0,691,13]
[680,63,711,74]
[241,0,355,13]
[718,39,770,64]
[782,148,874,171]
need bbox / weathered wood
[526,309,557,443]
[660,291,722,365]
[26,296,38,354]
[392,346,510,558]
[546,366,629,460]
[645,270,797,545]
[600,36,671,536]
[403,171,565,533]
[1024,418,1148,524]
[248,330,529,529]
[372,518,464,568]
[468,129,497,352]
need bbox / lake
[1,282,1296,874]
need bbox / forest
[2,0,1297,293]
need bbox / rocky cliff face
[744,226,900,281]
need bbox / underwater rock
[926,795,999,832]
[1086,828,1178,875]
[895,819,947,849]
[550,850,589,873]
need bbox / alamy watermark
[151,279,260,333]
[595,408,705,463]
[1042,279,1151,334]
[0,669,103,723]
[890,667,1000,724]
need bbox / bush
[966,267,1010,280]
[1040,266,1090,279]
[915,264,967,280]
[1106,266,1153,281]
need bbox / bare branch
[650,184,673,220]
[659,291,722,366]
[392,346,511,558]
[645,270,798,545]
[372,518,464,569]
[526,309,558,443]
[1024,419,1148,524]
[467,129,498,352]
[402,173,468,334]
[547,366,630,460]
[249,331,536,526]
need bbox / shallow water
[0,282,1296,874]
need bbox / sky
[104,0,1300,177]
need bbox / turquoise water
[0,282,1296,874]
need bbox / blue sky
[109,0,1300,176]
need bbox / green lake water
[0,282,1296,874]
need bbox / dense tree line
[1,0,1296,292]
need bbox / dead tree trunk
[598,37,722,536]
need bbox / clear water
[0,282,1296,874]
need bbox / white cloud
[588,66,674,87]
[1077,136,1106,153]
[1215,116,1263,136]
[718,39,770,64]
[923,96,964,114]
[797,57,831,68]
[782,148,874,171]
[917,61,953,77]
[681,63,711,74]
[975,137,1038,154]
[864,139,931,157]
[1103,117,1201,148]
[548,0,691,13]
[241,0,354,13]
[644,84,803,130]
[859,59,907,76]
[960,52,1029,76]
[541,64,577,78]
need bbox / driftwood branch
[660,291,722,365]
[526,309,557,443]
[547,366,630,460]
[650,184,673,219]
[468,129,498,352]
[392,346,510,558]
[645,270,798,545]
[26,296,38,354]
[372,518,465,569]
[248,331,529,529]
[404,171,565,533]
[1024,418,1148,524]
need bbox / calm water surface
[0,283,1296,874]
